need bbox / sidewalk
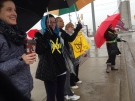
[71,39,130,101]
[30,33,132,101]
[121,33,135,101]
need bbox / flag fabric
[116,20,128,31]
[69,31,90,58]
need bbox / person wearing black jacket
[56,17,82,100]
[34,14,67,101]
[104,24,125,73]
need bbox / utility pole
[91,1,96,35]
[68,13,72,22]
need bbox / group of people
[0,0,126,101]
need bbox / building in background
[119,0,132,29]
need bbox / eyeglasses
[46,21,56,24]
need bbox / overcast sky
[31,0,135,32]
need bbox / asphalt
[30,32,135,101]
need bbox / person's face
[67,25,74,34]
[0,1,17,25]
[67,25,74,33]
[110,25,115,30]
[46,17,56,30]
[57,18,64,28]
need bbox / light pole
[91,1,96,35]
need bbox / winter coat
[35,31,67,81]
[35,15,67,82]
[0,71,31,101]
[0,34,33,97]
[104,29,121,56]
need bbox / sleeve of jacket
[60,28,79,42]
[0,40,26,76]
[34,32,50,54]
[0,58,26,76]
[117,37,122,42]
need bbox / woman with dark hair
[0,0,36,99]
[34,14,67,101]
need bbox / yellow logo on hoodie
[50,38,62,54]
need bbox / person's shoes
[65,95,80,101]
[111,65,118,70]
[65,95,70,100]
[106,66,111,73]
[106,63,111,73]
[69,94,80,100]
[76,80,82,84]
[71,85,79,89]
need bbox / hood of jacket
[40,14,59,36]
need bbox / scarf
[0,20,26,47]
[65,30,74,36]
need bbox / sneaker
[65,95,80,101]
[71,85,79,89]
[69,95,80,100]
[76,80,82,84]
[106,66,111,73]
[65,95,70,100]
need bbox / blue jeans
[64,70,74,96]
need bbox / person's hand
[34,32,43,39]
[120,38,127,42]
[22,53,36,64]
[47,26,54,35]
[44,27,54,40]
[122,40,127,42]
[76,23,82,31]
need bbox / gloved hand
[43,26,54,41]
[122,40,127,42]
[34,32,50,54]
[46,26,54,35]
[120,38,127,42]
[76,23,82,31]
[34,32,43,40]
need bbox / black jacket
[104,29,121,55]
[59,23,82,51]
[35,31,67,81]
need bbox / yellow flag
[69,31,90,58]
